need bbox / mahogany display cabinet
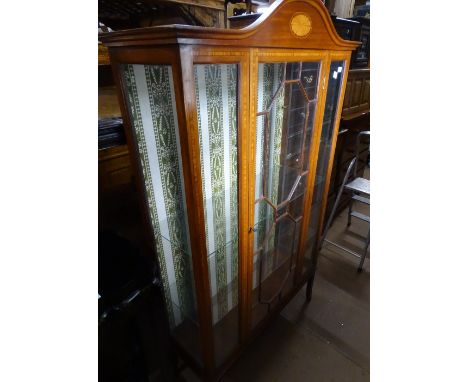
[100,0,359,379]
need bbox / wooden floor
[182,169,370,382]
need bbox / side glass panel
[194,64,239,367]
[121,64,202,365]
[303,60,346,274]
[252,61,321,329]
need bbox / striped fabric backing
[121,64,197,329]
[121,62,297,328]
[253,63,286,289]
[194,64,239,325]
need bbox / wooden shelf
[342,110,369,121]
[341,68,369,119]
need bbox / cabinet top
[100,0,360,51]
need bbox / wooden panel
[349,78,363,113]
[98,86,121,119]
[341,68,369,118]
[360,78,370,109]
[98,145,133,192]
[188,6,224,27]
[247,47,259,339]
[342,78,353,111]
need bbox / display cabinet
[100,0,359,379]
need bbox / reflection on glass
[194,63,239,366]
[252,61,320,328]
[303,61,345,273]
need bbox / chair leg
[358,229,370,272]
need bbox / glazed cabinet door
[193,62,240,367]
[190,48,251,370]
[249,50,329,330]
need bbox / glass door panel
[194,63,239,367]
[303,60,346,274]
[251,61,321,329]
[121,64,202,366]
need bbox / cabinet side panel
[303,59,349,272]
[120,63,203,365]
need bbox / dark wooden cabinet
[331,16,361,42]
[349,16,370,68]
[99,146,133,194]
[342,68,370,118]
[331,16,370,69]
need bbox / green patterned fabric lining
[195,64,239,324]
[122,64,196,329]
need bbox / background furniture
[224,0,252,27]
[332,16,369,68]
[99,232,176,382]
[228,11,260,28]
[320,131,370,272]
[331,16,360,41]
[326,13,370,224]
[325,67,369,222]
[349,16,369,67]
[100,0,359,379]
[99,0,226,29]
[99,0,268,29]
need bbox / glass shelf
[156,218,239,291]
[155,198,239,259]
[155,210,191,255]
